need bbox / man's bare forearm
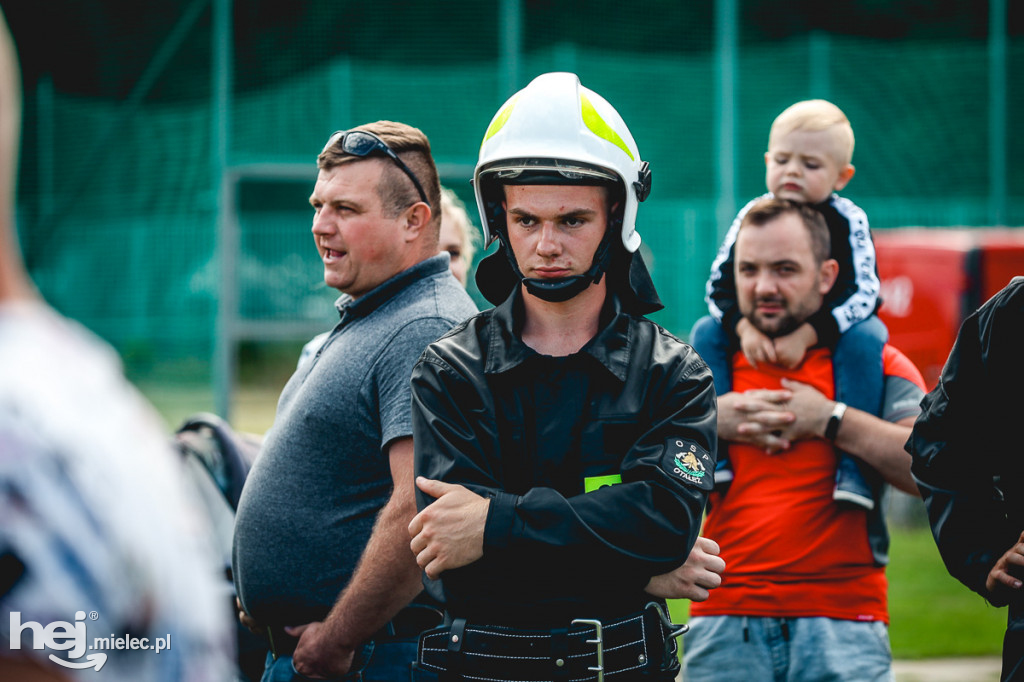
[833,412,918,496]
[318,489,424,648]
[291,438,424,678]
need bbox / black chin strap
[499,227,616,303]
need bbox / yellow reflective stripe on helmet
[481,94,520,147]
[580,92,634,161]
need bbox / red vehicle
[875,228,1024,389]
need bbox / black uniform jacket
[908,277,1024,623]
[411,288,718,627]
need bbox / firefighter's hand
[409,478,489,580]
[645,537,725,601]
[985,530,1024,606]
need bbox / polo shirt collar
[334,253,449,320]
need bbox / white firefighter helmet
[473,72,651,254]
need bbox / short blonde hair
[768,99,855,167]
[440,187,480,265]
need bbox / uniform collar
[334,253,449,320]
[484,287,633,382]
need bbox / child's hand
[737,318,777,367]
[773,323,817,368]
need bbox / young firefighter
[406,72,721,682]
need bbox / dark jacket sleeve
[707,244,741,336]
[412,338,717,595]
[805,306,842,349]
[812,196,881,348]
[707,196,765,336]
[907,277,1024,603]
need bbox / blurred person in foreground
[0,9,234,682]
[231,122,478,681]
[907,276,1024,681]
[684,197,925,682]
[406,72,721,682]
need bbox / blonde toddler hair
[768,99,855,167]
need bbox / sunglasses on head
[323,130,430,208]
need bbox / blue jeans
[831,315,888,509]
[682,615,894,682]
[689,314,887,508]
[261,637,419,682]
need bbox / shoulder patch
[662,438,714,490]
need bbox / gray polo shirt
[232,254,478,625]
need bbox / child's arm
[811,197,881,348]
[736,317,777,367]
[706,196,767,335]
[737,319,817,369]
[771,322,818,368]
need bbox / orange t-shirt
[690,346,923,624]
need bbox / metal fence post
[213,0,235,420]
[989,0,1007,227]
[714,0,738,242]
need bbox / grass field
[143,381,1007,661]
[139,382,282,436]
[888,524,1006,658]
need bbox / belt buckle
[571,618,604,682]
[644,601,689,670]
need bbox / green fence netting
[9,2,1022,415]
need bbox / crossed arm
[408,477,725,601]
[243,435,725,680]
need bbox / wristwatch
[825,401,847,441]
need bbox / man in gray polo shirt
[232,121,478,681]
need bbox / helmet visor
[478,158,619,186]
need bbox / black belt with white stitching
[415,605,681,681]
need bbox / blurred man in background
[438,186,480,286]
[685,198,924,682]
